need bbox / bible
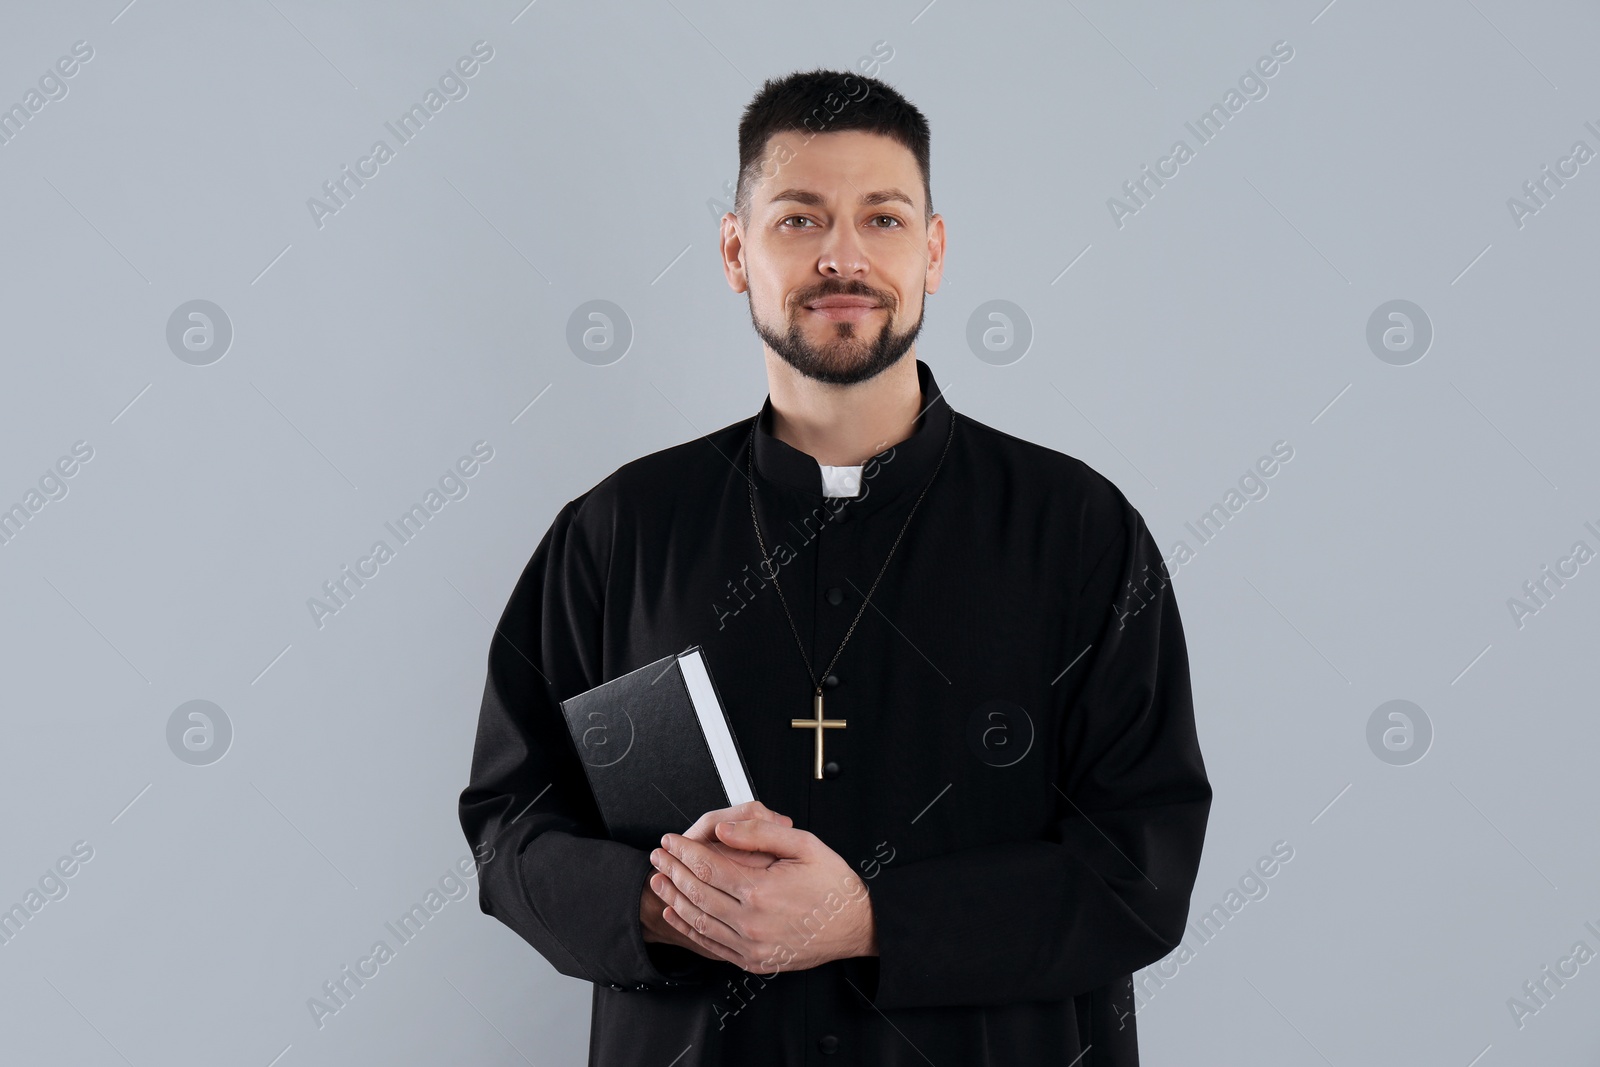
[558,645,757,851]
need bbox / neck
[764,352,922,466]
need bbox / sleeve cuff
[609,849,719,992]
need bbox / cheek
[745,271,787,312]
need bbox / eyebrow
[767,188,916,211]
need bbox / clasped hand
[641,800,877,975]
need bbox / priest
[459,67,1211,1066]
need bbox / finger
[685,825,781,872]
[658,835,750,905]
[734,799,791,824]
[746,800,791,825]
[647,874,726,958]
[702,800,791,834]
[664,839,769,898]
[649,870,744,956]
[660,901,742,966]
[714,818,812,860]
[706,840,778,869]
[685,801,791,841]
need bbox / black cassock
[459,358,1211,1066]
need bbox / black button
[826,587,844,605]
[823,674,839,688]
[818,1033,839,1054]
[831,507,849,523]
[634,983,651,991]
[608,982,625,991]
[822,761,840,779]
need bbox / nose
[815,227,870,280]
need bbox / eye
[871,215,903,228]
[779,216,816,229]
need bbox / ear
[923,212,946,296]
[720,213,748,294]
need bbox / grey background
[1,1,1596,1064]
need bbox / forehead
[752,129,922,210]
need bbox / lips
[806,296,879,309]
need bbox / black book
[558,645,757,852]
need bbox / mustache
[794,283,894,308]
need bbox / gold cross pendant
[790,691,846,780]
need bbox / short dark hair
[734,68,932,227]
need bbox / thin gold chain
[743,408,957,698]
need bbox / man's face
[722,129,945,386]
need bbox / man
[459,68,1211,1065]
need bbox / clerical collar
[818,464,863,498]
[751,358,954,504]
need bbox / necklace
[744,406,957,779]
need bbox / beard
[749,281,925,386]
